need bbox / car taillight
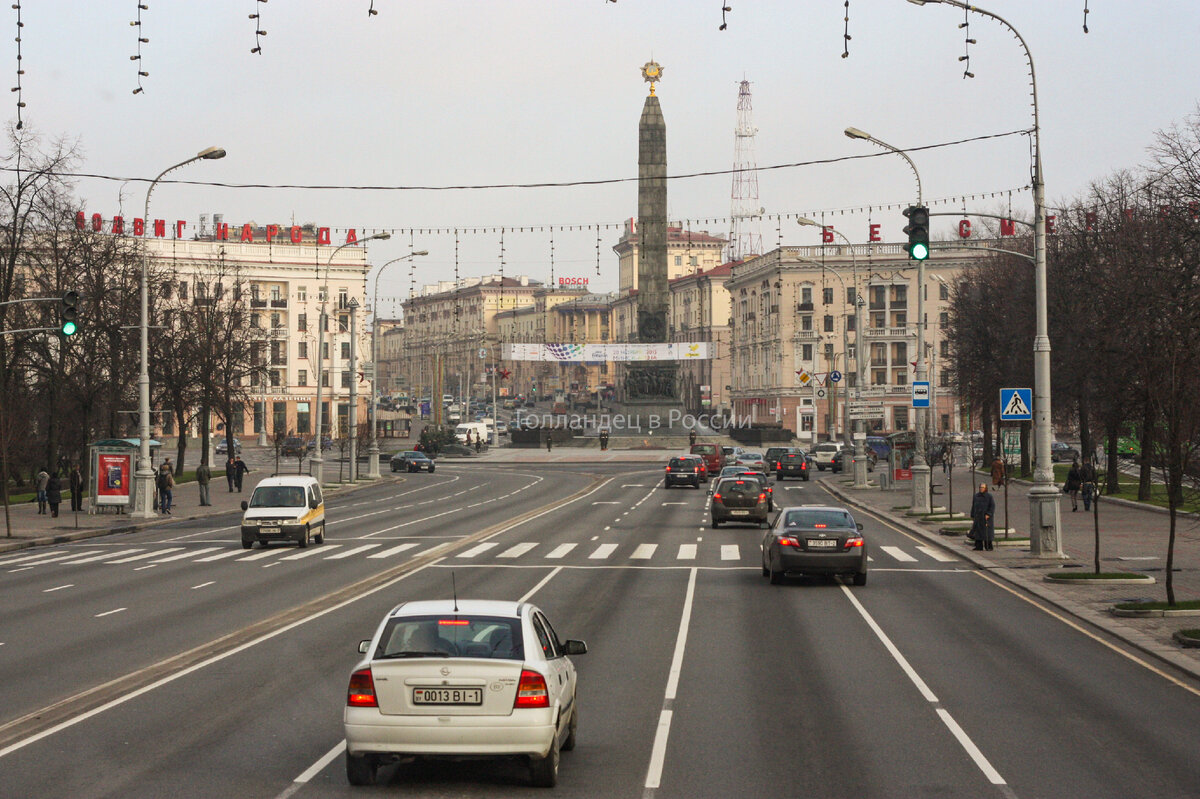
[514,669,550,708]
[779,536,800,547]
[758,493,766,501]
[712,493,722,502]
[845,536,864,549]
[347,668,378,707]
[665,465,671,471]
[775,461,781,469]
[801,463,807,470]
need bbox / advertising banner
[503,342,710,362]
[95,453,132,505]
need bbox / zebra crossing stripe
[721,545,740,561]
[630,543,658,559]
[545,543,576,559]
[677,544,697,560]
[881,546,918,562]
[239,547,291,561]
[325,544,382,560]
[590,544,618,559]
[499,543,538,559]
[368,543,419,559]
[107,548,184,564]
[198,548,258,562]
[0,550,101,566]
[280,545,340,560]
[916,546,956,562]
[152,547,223,563]
[457,542,499,558]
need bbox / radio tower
[728,79,763,262]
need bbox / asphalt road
[1,466,1198,798]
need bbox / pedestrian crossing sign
[1000,387,1033,420]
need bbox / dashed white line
[95,608,126,618]
[191,581,215,590]
[43,584,74,593]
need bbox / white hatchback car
[344,599,587,788]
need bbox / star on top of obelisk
[640,60,663,96]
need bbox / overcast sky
[13,1,1199,315]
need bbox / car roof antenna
[452,572,459,613]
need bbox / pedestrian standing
[1080,459,1097,512]
[546,434,553,453]
[69,463,83,512]
[990,456,1006,489]
[46,472,63,518]
[970,482,996,551]
[688,429,697,448]
[196,461,212,506]
[156,463,175,515]
[234,455,250,492]
[1065,460,1082,512]
[225,456,236,492]
[474,435,482,453]
[35,467,50,514]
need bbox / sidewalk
[0,470,398,554]
[822,468,1200,680]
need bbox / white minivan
[455,421,488,445]
[240,475,325,549]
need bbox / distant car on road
[390,451,436,473]
[762,505,867,586]
[664,455,703,489]
[307,437,333,452]
[734,451,768,472]
[710,476,770,528]
[1051,441,1081,462]
[775,451,810,481]
[215,437,242,455]
[678,453,708,482]
[689,443,726,475]
[811,442,845,472]
[343,599,586,787]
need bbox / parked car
[1051,441,1081,462]
[343,599,586,787]
[811,441,845,472]
[391,451,436,473]
[664,456,703,489]
[280,437,307,457]
[761,505,867,586]
[710,476,770,528]
[775,451,810,481]
[215,437,242,454]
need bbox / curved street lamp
[311,231,391,486]
[365,250,428,478]
[131,146,226,519]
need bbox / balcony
[270,298,288,309]
[796,302,813,312]
[889,299,907,309]
[863,326,914,339]
[250,298,268,308]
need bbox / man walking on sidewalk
[69,463,83,512]
[196,461,212,506]
[970,482,995,551]
[35,467,50,514]
[225,456,236,492]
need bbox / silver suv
[811,441,846,472]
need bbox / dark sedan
[761,505,867,586]
[390,451,436,473]
[710,476,770,528]
[774,451,810,481]
[1051,441,1081,462]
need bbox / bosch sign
[558,277,589,286]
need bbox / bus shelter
[87,438,161,514]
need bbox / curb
[820,479,1200,684]
[1173,631,1200,648]
[0,474,403,556]
[1044,574,1156,585]
[1113,607,1200,618]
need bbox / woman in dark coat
[46,472,63,518]
[1064,460,1082,512]
[970,482,995,551]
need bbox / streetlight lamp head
[844,127,871,141]
[796,216,820,227]
[197,146,226,160]
[412,250,429,256]
[372,232,392,242]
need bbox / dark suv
[775,451,810,481]
[280,437,306,457]
[664,456,703,489]
[710,476,770,528]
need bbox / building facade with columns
[669,262,734,416]
[724,242,984,444]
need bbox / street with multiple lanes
[2,463,1199,798]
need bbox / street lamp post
[907,0,1060,553]
[131,146,226,519]
[312,232,391,486]
[844,125,930,513]
[366,250,427,479]
[798,217,869,489]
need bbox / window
[298,341,308,359]
[891,311,906,327]
[298,313,307,332]
[940,340,950,357]
[269,370,282,388]
[178,281,188,300]
[823,315,834,333]
[847,287,856,305]
[870,311,886,329]
[322,342,329,360]
[873,369,887,386]
[338,289,349,308]
[250,314,261,329]
[800,315,812,332]
[340,371,351,389]
[297,286,307,302]
[161,282,174,300]
[801,287,813,305]
[939,283,949,300]
[340,342,351,360]
[321,370,330,387]
[894,407,909,431]
[823,287,834,305]
[338,315,349,333]
[847,315,856,332]
[802,344,813,361]
[270,312,281,329]
[270,286,281,302]
[674,255,682,266]
[939,312,949,327]
[272,401,287,435]
[296,402,310,434]
[298,369,308,386]
[689,255,698,267]
[890,285,907,306]
[318,287,328,302]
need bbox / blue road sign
[1000,388,1032,421]
[420,401,431,416]
[829,370,842,383]
[912,381,930,408]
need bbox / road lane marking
[280,545,340,560]
[196,548,254,562]
[677,544,696,560]
[238,548,291,562]
[631,544,658,560]
[881,545,918,562]
[662,502,687,506]
[58,549,144,564]
[0,550,77,566]
[94,608,126,618]
[456,542,499,558]
[916,546,957,562]
[367,543,419,559]
[589,544,618,559]
[545,543,576,559]
[191,582,215,590]
[518,566,562,603]
[0,550,101,566]
[593,501,620,504]
[644,568,697,793]
[839,584,1007,787]
[325,544,381,560]
[43,584,74,593]
[152,547,222,563]
[622,484,645,487]
[107,548,184,564]
[720,545,740,560]
[499,543,538,558]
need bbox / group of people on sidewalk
[971,452,1101,549]
[1063,459,1098,512]
[152,454,250,516]
[34,465,84,518]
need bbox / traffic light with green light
[60,290,79,336]
[903,205,930,261]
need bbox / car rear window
[782,453,805,462]
[691,444,717,455]
[783,510,855,528]
[375,615,524,660]
[669,458,692,468]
